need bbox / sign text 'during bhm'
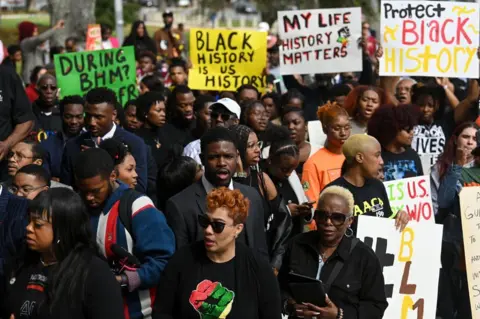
[380,1,480,78]
[54,46,138,106]
[459,187,480,318]
[357,216,443,319]
[189,28,267,92]
[278,7,362,75]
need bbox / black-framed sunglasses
[198,214,232,234]
[211,111,231,122]
[39,84,57,91]
[314,210,348,226]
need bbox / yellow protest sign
[189,28,267,92]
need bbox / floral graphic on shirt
[189,279,235,319]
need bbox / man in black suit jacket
[60,88,148,193]
[165,127,269,259]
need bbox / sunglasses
[211,111,231,122]
[198,214,233,234]
[40,84,57,91]
[315,210,348,226]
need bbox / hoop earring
[345,227,353,238]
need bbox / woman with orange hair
[342,85,389,135]
[302,102,351,207]
[153,187,282,319]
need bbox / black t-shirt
[412,121,447,167]
[381,147,424,182]
[327,177,394,233]
[0,66,35,141]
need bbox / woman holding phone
[278,186,387,319]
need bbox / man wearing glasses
[31,74,63,141]
[183,98,241,165]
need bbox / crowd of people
[0,8,478,319]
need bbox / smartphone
[302,201,316,207]
[83,139,96,148]
[274,79,282,95]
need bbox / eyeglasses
[7,152,33,162]
[9,185,47,196]
[247,141,262,149]
[211,111,231,122]
[314,210,349,226]
[39,84,57,91]
[198,214,234,234]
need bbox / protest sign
[384,176,434,222]
[189,28,267,92]
[54,46,138,106]
[277,8,362,75]
[380,1,480,78]
[86,24,102,51]
[357,215,443,319]
[459,186,480,317]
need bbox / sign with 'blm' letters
[357,216,443,319]
[278,7,362,75]
[380,1,480,78]
[189,28,267,92]
[54,46,138,106]
[459,187,480,318]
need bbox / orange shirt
[301,148,345,208]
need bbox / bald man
[325,134,409,234]
[395,78,416,104]
[32,74,63,140]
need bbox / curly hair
[367,104,418,147]
[206,187,250,225]
[343,85,389,118]
[317,101,349,128]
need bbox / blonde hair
[342,134,379,164]
[318,186,355,216]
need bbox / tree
[47,0,96,46]
[256,0,375,26]
[95,0,141,31]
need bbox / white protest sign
[459,186,480,317]
[357,215,443,319]
[380,1,480,78]
[384,176,434,222]
[278,7,362,75]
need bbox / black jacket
[153,241,282,319]
[164,179,269,260]
[278,232,388,319]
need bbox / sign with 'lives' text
[357,216,443,319]
[384,176,434,222]
[459,187,480,318]
[278,8,362,75]
[54,46,138,106]
[380,1,480,78]
[189,28,267,92]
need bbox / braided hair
[229,124,253,168]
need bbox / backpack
[117,188,144,260]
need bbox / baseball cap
[210,98,241,118]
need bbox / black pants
[436,241,472,319]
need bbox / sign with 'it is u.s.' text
[278,7,362,75]
[380,1,480,78]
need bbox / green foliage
[95,0,141,27]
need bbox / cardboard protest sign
[86,24,102,51]
[380,1,480,78]
[384,176,434,222]
[189,28,267,92]
[277,7,362,75]
[357,215,443,319]
[459,186,480,317]
[54,46,138,106]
